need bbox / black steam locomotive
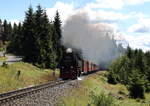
[59,48,98,79]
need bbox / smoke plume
[62,12,124,68]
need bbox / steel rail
[0,80,67,104]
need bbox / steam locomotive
[59,48,99,79]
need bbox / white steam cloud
[62,12,124,68]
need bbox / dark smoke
[62,12,124,68]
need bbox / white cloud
[130,12,147,19]
[83,3,146,22]
[128,18,150,33]
[125,34,150,51]
[86,0,150,10]
[139,18,150,25]
[126,0,150,5]
[46,1,75,23]
[46,1,145,24]
[86,0,124,10]
[46,1,135,24]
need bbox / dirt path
[0,52,22,65]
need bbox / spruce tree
[0,19,4,48]
[0,19,2,25]
[7,22,13,41]
[2,20,12,42]
[3,20,8,42]
[128,69,146,98]
[23,6,37,63]
[15,22,23,54]
[2,20,12,44]
[35,5,56,68]
[134,49,145,73]
[144,51,150,82]
[7,23,18,53]
[34,5,45,66]
[126,45,132,59]
[53,11,63,64]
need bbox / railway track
[0,80,67,104]
[0,70,101,105]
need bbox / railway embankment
[1,80,80,106]
[1,69,150,106]
[0,62,59,93]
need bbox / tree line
[108,46,150,98]
[0,5,63,69]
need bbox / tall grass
[90,91,116,106]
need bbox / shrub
[128,83,145,99]
[90,91,115,106]
[128,69,146,99]
[2,62,8,68]
[145,82,150,92]
[107,73,117,84]
[108,56,132,85]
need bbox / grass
[0,62,59,93]
[0,47,4,52]
[0,56,7,61]
[58,71,150,106]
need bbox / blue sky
[0,0,150,51]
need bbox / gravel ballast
[1,80,80,106]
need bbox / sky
[0,0,150,51]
